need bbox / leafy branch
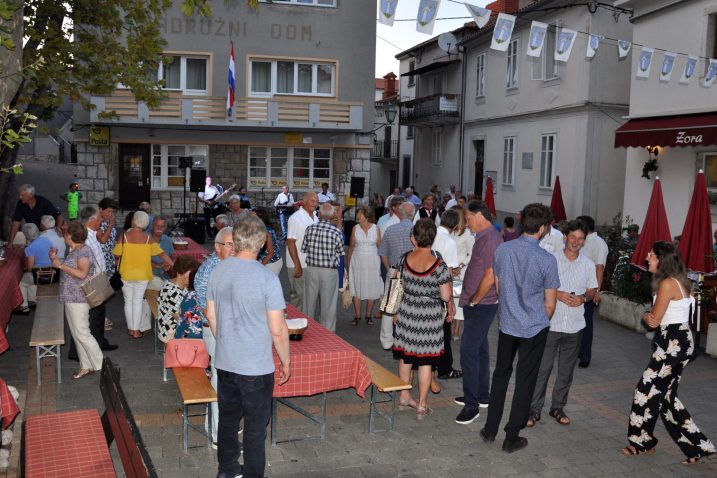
[0,105,36,166]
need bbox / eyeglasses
[216,242,234,248]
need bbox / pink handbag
[164,339,209,369]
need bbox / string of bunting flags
[377,0,717,88]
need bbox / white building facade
[615,0,717,234]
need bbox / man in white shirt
[317,182,335,204]
[429,210,460,384]
[385,187,400,209]
[274,185,295,240]
[527,220,597,427]
[285,192,318,312]
[576,215,608,368]
[377,195,405,236]
[40,215,65,258]
[199,176,221,236]
[539,223,565,254]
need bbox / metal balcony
[399,94,461,127]
[371,140,398,160]
[89,90,364,132]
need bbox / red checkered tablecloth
[0,248,24,354]
[25,409,116,478]
[0,378,19,429]
[171,236,209,263]
[274,305,371,399]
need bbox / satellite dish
[437,32,458,55]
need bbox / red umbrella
[631,178,672,268]
[484,176,496,218]
[550,176,567,222]
[678,171,714,273]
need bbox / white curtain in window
[252,62,271,93]
[163,56,181,89]
[317,65,332,94]
[298,64,313,93]
[277,61,294,94]
[186,58,207,90]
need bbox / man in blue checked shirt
[302,202,345,333]
[480,203,559,454]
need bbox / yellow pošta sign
[345,194,356,206]
[89,126,110,146]
[284,132,303,144]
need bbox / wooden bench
[23,358,157,477]
[35,282,59,298]
[364,356,412,433]
[173,367,217,451]
[28,297,64,385]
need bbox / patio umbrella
[631,177,672,269]
[484,176,496,218]
[678,171,714,274]
[550,176,567,222]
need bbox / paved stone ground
[3,249,717,477]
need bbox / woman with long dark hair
[622,241,715,463]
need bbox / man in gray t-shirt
[207,215,290,478]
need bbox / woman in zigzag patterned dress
[392,219,453,420]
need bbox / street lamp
[384,102,397,125]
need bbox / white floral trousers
[628,323,715,458]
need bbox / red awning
[614,112,717,148]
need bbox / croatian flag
[227,44,235,117]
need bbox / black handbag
[110,235,124,291]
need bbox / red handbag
[164,338,209,369]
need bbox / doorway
[401,154,411,189]
[118,144,151,209]
[473,140,485,199]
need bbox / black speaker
[349,177,365,198]
[185,218,206,244]
[190,169,206,193]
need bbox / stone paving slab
[1,259,717,477]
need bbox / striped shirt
[378,219,414,268]
[550,251,598,334]
[302,220,345,268]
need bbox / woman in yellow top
[113,210,173,338]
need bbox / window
[261,0,336,6]
[406,125,414,139]
[431,130,442,166]
[708,14,717,58]
[531,25,559,81]
[476,53,486,97]
[159,55,208,94]
[247,147,332,190]
[151,144,208,189]
[407,60,416,87]
[540,134,556,188]
[502,137,515,186]
[249,58,336,97]
[506,39,519,89]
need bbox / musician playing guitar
[198,176,235,236]
[273,185,295,240]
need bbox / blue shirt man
[481,203,559,453]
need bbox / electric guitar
[203,183,237,208]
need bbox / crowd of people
[6,180,716,478]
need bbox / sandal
[683,452,715,465]
[430,379,442,395]
[621,445,655,456]
[351,317,361,326]
[416,406,433,420]
[527,412,541,428]
[73,369,94,380]
[549,408,571,425]
[131,331,144,339]
[398,397,417,411]
[366,317,374,325]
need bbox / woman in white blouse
[450,206,475,339]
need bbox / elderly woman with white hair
[40,215,66,258]
[113,210,173,338]
[226,195,249,227]
[16,223,55,315]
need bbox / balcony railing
[399,94,461,126]
[372,140,398,160]
[91,90,364,131]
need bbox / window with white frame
[503,137,515,186]
[159,55,208,94]
[506,39,519,89]
[406,125,414,139]
[261,0,336,6]
[476,53,486,97]
[407,60,416,87]
[249,58,335,97]
[431,130,442,166]
[247,147,331,190]
[530,25,559,81]
[540,134,556,188]
[151,144,208,189]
